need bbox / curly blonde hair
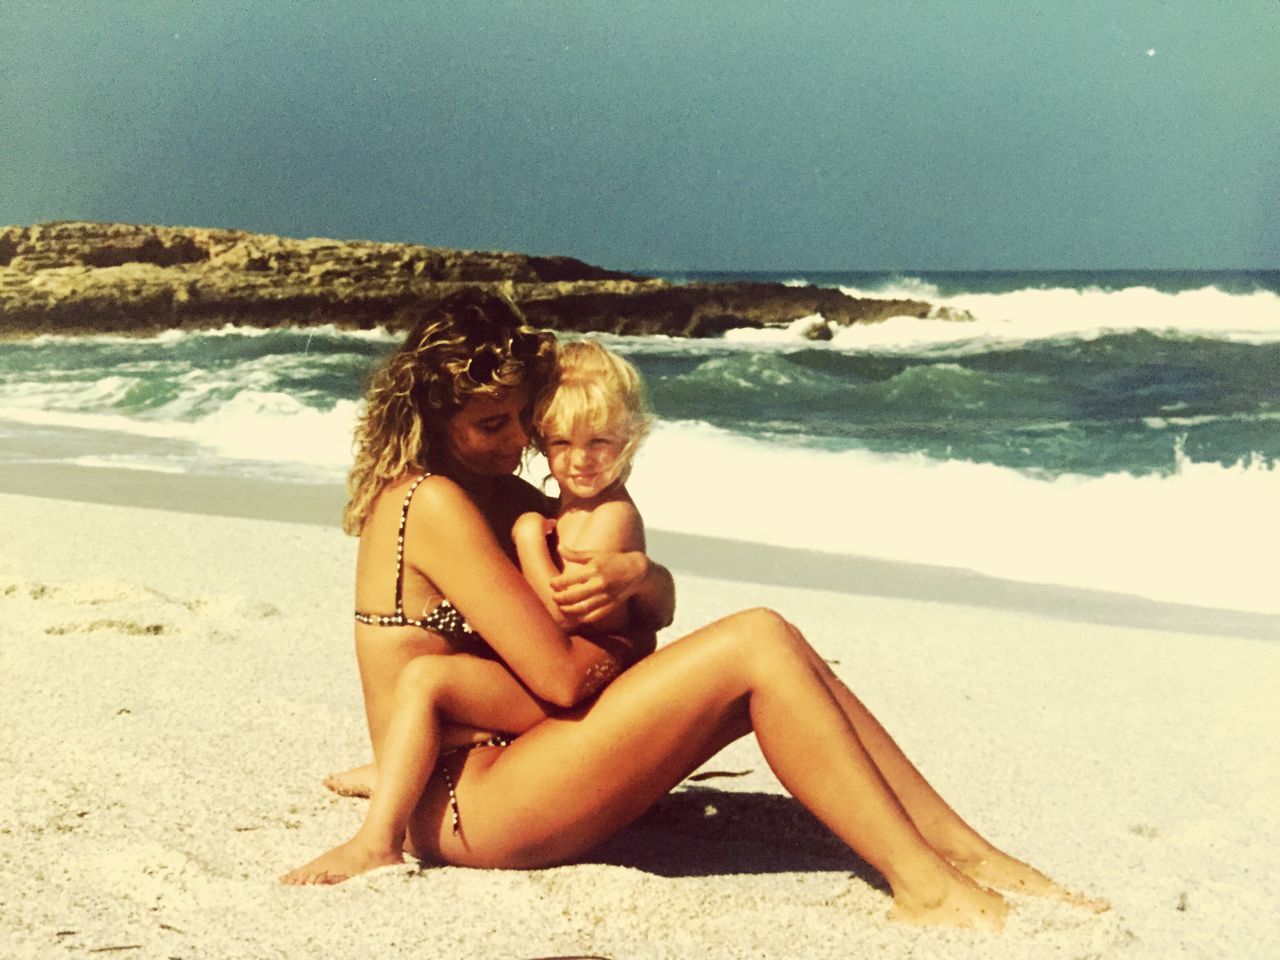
[533,339,652,489]
[343,289,556,535]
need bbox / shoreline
[4,459,1278,642]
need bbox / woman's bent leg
[417,609,1006,929]
[802,642,1106,909]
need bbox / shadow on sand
[584,784,885,889]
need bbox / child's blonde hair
[533,340,651,488]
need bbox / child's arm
[512,511,571,627]
[552,498,647,635]
[515,496,653,680]
[514,498,646,632]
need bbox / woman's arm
[551,549,676,631]
[405,477,622,709]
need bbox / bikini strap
[393,474,431,619]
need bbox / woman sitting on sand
[284,337,656,877]
[282,289,1094,929]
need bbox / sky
[2,1,1277,271]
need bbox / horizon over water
[1,268,1277,616]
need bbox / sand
[2,473,1278,959]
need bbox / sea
[2,269,1278,615]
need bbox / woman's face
[442,386,534,479]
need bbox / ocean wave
[4,393,1275,612]
[627,421,1280,615]
[835,274,944,301]
[859,363,1012,413]
[0,388,360,470]
[655,351,847,398]
[623,284,1280,358]
[826,283,1280,352]
[721,314,829,345]
[1144,410,1280,429]
[191,393,360,467]
[20,323,402,348]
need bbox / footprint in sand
[5,577,280,641]
[1,577,178,607]
[44,619,169,637]
[1,579,175,636]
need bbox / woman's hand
[550,547,650,627]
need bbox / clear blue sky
[2,1,1277,270]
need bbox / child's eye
[546,439,569,450]
[590,438,617,449]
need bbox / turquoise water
[2,270,1278,612]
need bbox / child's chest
[554,507,596,551]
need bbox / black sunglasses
[465,330,545,384]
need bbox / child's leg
[282,654,550,884]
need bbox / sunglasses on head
[465,330,544,384]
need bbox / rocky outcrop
[0,222,938,339]
[520,283,934,337]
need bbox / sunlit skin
[544,428,624,505]
[439,386,534,486]
[513,424,643,636]
[284,386,653,887]
[293,383,1106,928]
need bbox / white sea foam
[5,391,1276,611]
[826,283,1280,352]
[0,388,359,476]
[721,314,829,345]
[627,421,1280,615]
[192,393,359,467]
[0,404,196,440]
[22,323,400,348]
[704,284,1279,356]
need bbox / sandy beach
[3,472,1278,960]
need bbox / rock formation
[0,222,939,339]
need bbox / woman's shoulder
[364,472,470,529]
[374,472,547,550]
[401,472,478,518]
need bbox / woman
[283,290,1097,930]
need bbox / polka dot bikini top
[353,474,478,644]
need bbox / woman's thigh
[407,608,796,868]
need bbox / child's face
[545,425,624,501]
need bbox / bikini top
[353,474,479,644]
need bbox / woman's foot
[888,871,1009,931]
[323,762,376,798]
[278,837,403,885]
[950,848,1109,912]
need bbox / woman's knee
[723,607,808,661]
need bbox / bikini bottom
[439,735,513,836]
